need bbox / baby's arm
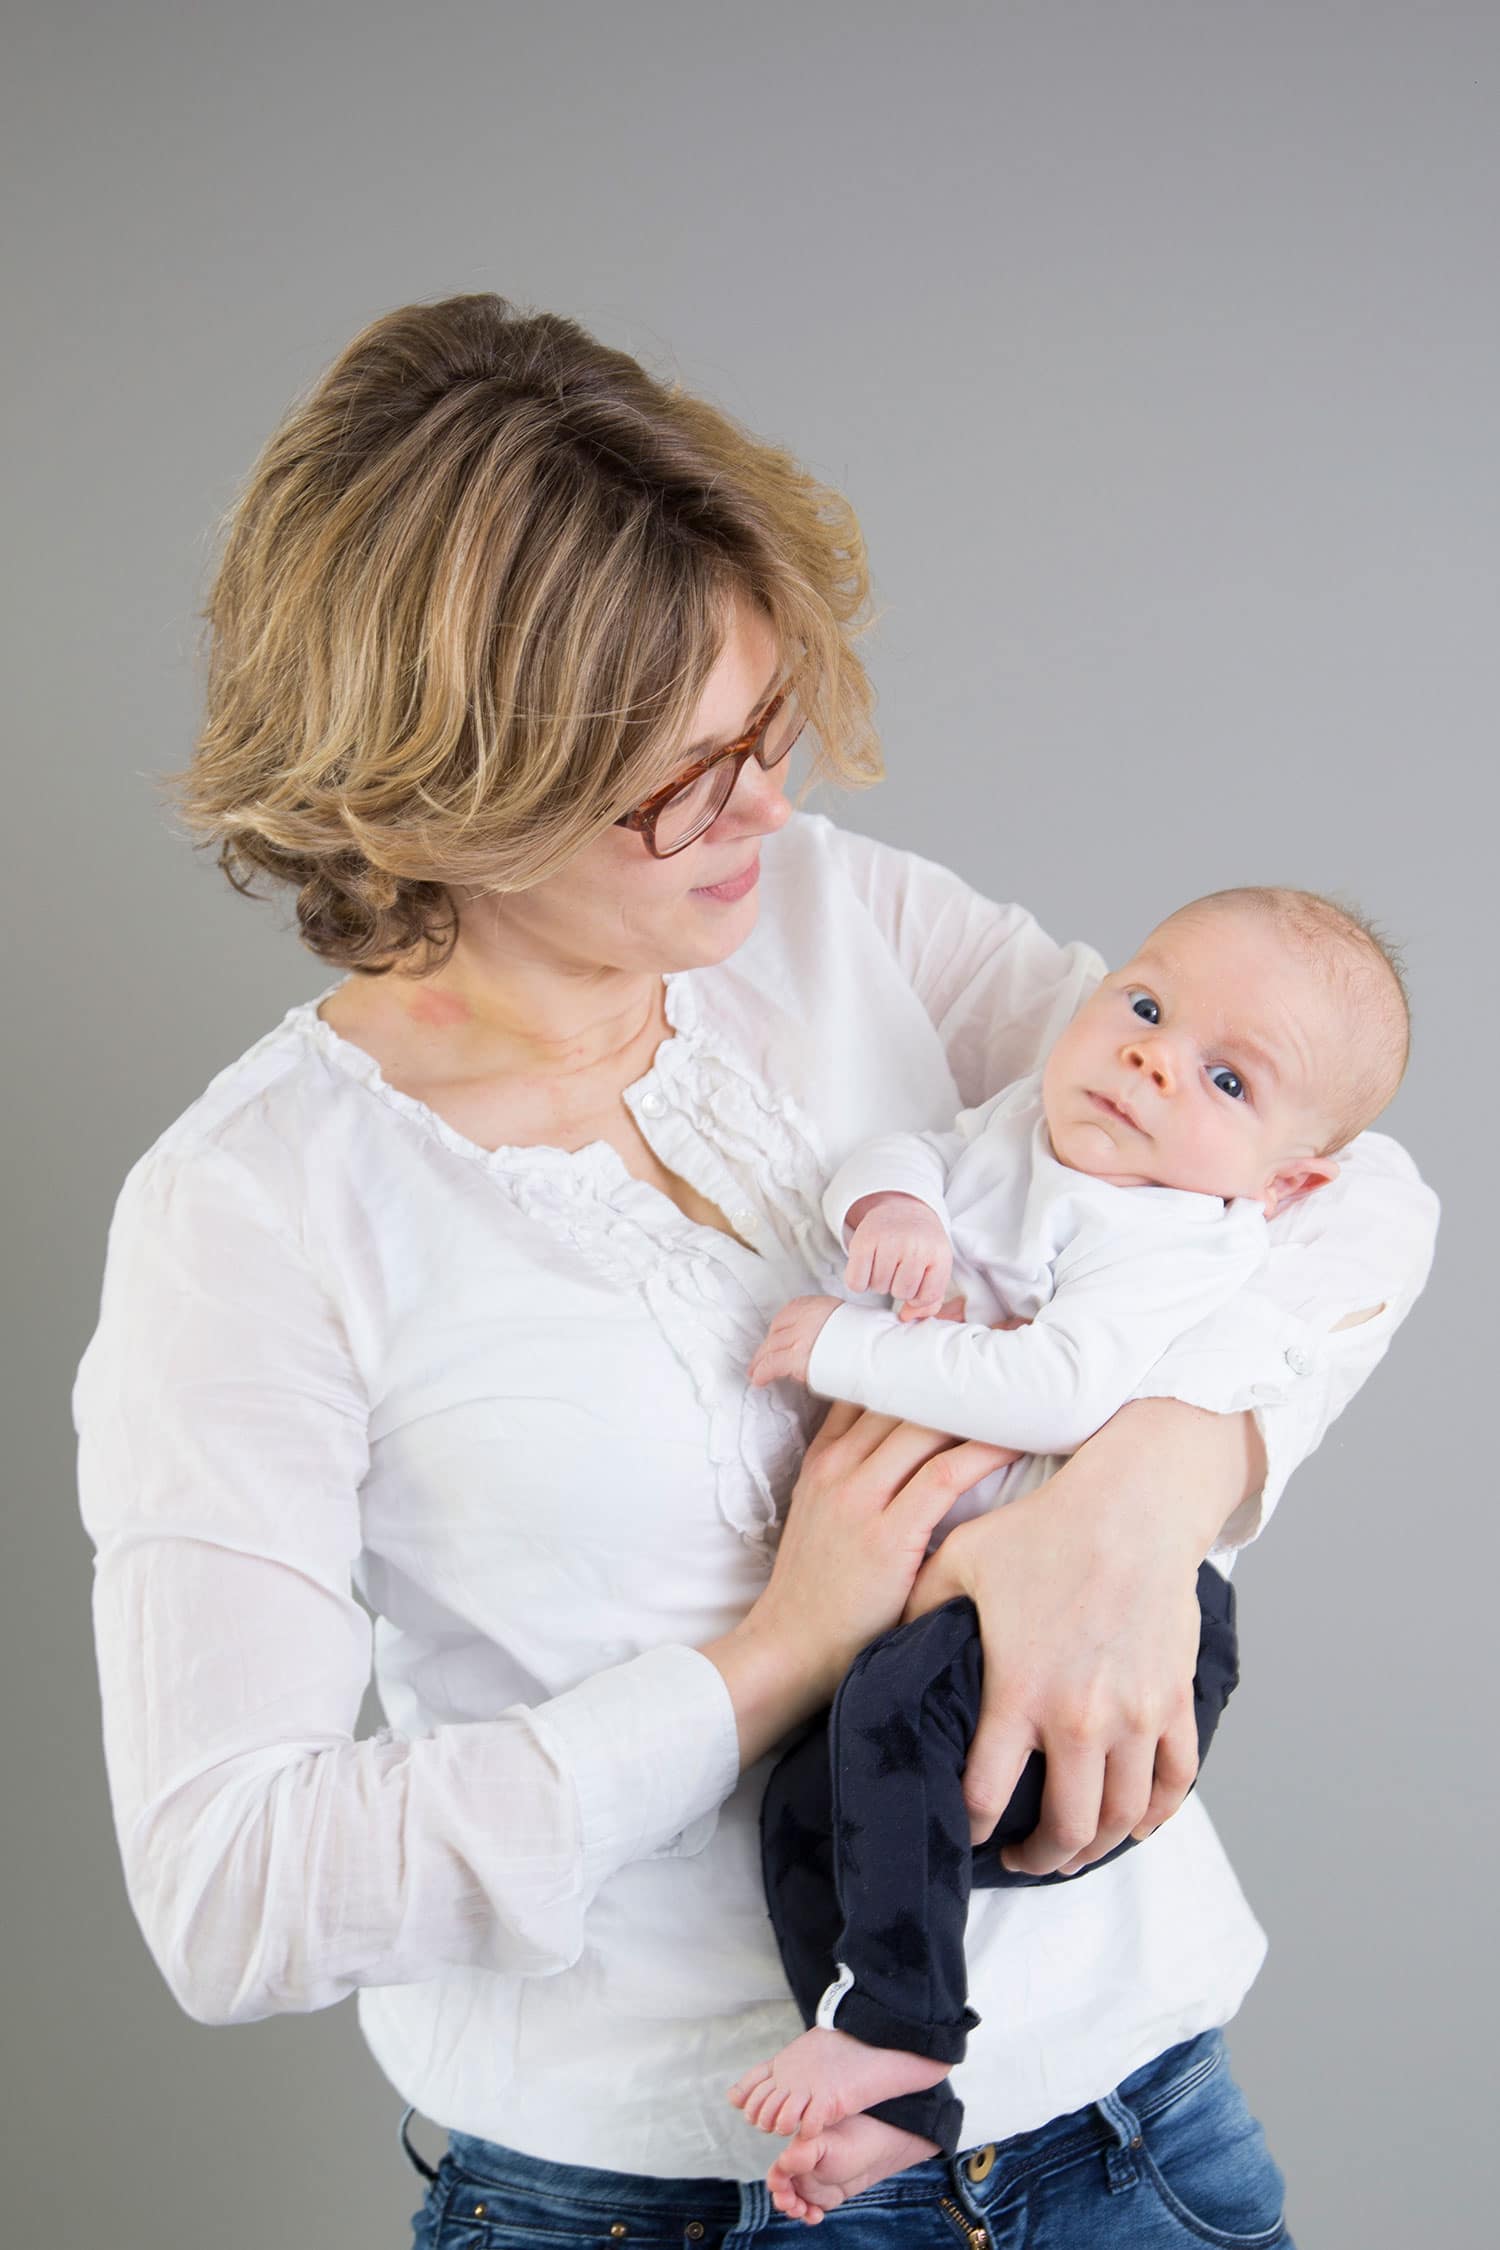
[820,1090,1034,1316]
[803,1210,1270,1456]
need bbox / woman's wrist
[695,1610,836,1771]
[1061,1398,1265,1564]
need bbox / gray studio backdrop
[5,6,1493,2246]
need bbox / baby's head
[1042,887,1410,1215]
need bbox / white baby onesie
[806,1070,1271,1456]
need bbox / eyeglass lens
[652,693,804,854]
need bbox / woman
[75,293,1437,2245]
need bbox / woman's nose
[1123,1038,1176,1094]
[718,754,793,838]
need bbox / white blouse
[72,811,1439,2177]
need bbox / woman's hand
[900,1397,1260,1869]
[699,1399,1019,1768]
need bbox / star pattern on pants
[927,1812,969,1903]
[852,1710,926,1778]
[836,1813,867,1882]
[867,1906,932,1974]
[765,1800,833,1882]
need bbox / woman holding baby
[75,293,1436,2246]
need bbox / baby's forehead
[1131,907,1348,1057]
[1128,888,1408,1141]
[1136,904,1322,1000]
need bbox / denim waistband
[415,2025,1227,2222]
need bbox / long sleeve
[807,1204,1269,1453]
[824,820,1105,1105]
[72,1141,740,2028]
[819,1111,1003,1247]
[1133,1128,1440,1550]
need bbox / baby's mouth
[1087,1090,1146,1134]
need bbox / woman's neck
[371,941,668,1087]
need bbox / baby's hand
[748,1296,843,1388]
[844,1191,953,1318]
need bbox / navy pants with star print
[758,1563,1240,2157]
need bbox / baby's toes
[764,2084,810,2137]
[799,2091,839,2137]
[767,2164,816,2224]
[768,2176,801,2221]
[726,2061,772,2111]
[745,2077,790,2131]
[770,2137,835,2225]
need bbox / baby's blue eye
[1211,1067,1246,1101]
[1129,992,1160,1024]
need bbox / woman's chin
[679,889,761,963]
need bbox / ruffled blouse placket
[301,971,834,1557]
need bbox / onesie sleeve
[807,1203,1269,1454]
[73,1142,740,2028]
[1132,1128,1440,1552]
[818,1086,1027,1249]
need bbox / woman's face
[453,597,795,978]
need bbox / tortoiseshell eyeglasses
[615,683,806,858]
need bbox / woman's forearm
[696,1615,836,1771]
[1068,1397,1266,1562]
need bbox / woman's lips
[1088,1090,1145,1133]
[692,855,760,903]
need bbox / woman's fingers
[958,1714,1037,1849]
[1128,1701,1201,1842]
[879,1432,1020,1533]
[1053,1728,1162,1874]
[997,1735,1108,1876]
[803,1396,902,1463]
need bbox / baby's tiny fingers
[868,1249,899,1296]
[890,1252,930,1303]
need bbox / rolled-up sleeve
[73,1143,740,2027]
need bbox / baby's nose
[1125,1039,1175,1093]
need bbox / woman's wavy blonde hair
[160,292,881,975]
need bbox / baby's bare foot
[769,2113,941,2225]
[726,2024,948,2138]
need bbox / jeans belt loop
[1094,2089,1145,2195]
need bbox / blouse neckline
[286,969,702,1187]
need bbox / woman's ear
[1262,1154,1340,1219]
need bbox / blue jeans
[401,2025,1294,2246]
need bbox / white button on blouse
[71,811,1438,2177]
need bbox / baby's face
[1041,907,1343,1213]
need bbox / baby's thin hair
[1185,885,1411,1150]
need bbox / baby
[728,885,1410,2224]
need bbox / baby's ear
[1262,1155,1340,1219]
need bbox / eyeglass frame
[613,682,805,858]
